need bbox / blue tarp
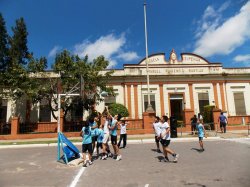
[59,132,80,161]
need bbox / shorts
[111,135,117,145]
[82,143,93,154]
[103,133,109,144]
[220,122,226,128]
[97,142,103,149]
[199,137,203,141]
[92,136,97,142]
[160,139,170,147]
[155,136,160,143]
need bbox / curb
[0,137,221,149]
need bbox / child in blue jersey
[196,119,207,151]
[96,124,104,158]
[89,116,98,155]
[80,122,93,167]
[108,114,122,161]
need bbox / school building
[1,50,250,139]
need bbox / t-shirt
[191,117,197,124]
[103,120,109,134]
[110,118,118,136]
[219,115,227,123]
[81,126,92,144]
[97,129,104,143]
[160,122,171,140]
[120,123,127,134]
[197,123,204,138]
[153,122,161,136]
[90,121,97,137]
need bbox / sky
[1,0,250,69]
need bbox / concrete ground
[0,138,249,187]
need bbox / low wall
[228,116,250,125]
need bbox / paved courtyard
[0,138,249,187]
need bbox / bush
[107,103,129,118]
[203,105,215,123]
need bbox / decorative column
[11,117,19,137]
[213,108,222,132]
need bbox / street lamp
[144,2,154,112]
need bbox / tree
[4,17,32,101]
[41,50,114,121]
[0,13,8,73]
[108,103,129,118]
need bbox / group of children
[80,113,127,167]
[153,114,207,162]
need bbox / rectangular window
[0,99,7,123]
[234,92,246,115]
[39,100,51,122]
[198,93,209,114]
[143,94,155,112]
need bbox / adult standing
[190,115,198,135]
[218,112,227,133]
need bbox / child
[196,119,207,151]
[108,114,122,161]
[96,124,104,159]
[153,116,161,153]
[159,116,179,162]
[80,122,93,167]
[118,120,128,149]
[101,115,112,160]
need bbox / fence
[0,122,11,135]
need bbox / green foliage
[0,13,8,72]
[203,105,215,123]
[108,103,129,118]
[0,14,113,121]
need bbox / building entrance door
[170,94,183,120]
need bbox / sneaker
[101,155,107,160]
[116,155,122,161]
[157,149,162,153]
[173,154,179,163]
[108,152,113,158]
[82,160,87,167]
[164,156,169,162]
[88,160,93,165]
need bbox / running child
[118,120,128,149]
[153,116,161,153]
[80,122,93,167]
[159,116,179,163]
[196,119,207,151]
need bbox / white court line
[69,167,86,187]
[145,184,149,187]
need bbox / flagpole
[144,2,154,112]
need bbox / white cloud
[194,1,250,57]
[48,45,62,58]
[234,54,250,66]
[74,33,139,68]
[117,52,139,61]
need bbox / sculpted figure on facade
[169,49,178,64]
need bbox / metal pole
[57,94,61,161]
[144,2,154,112]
